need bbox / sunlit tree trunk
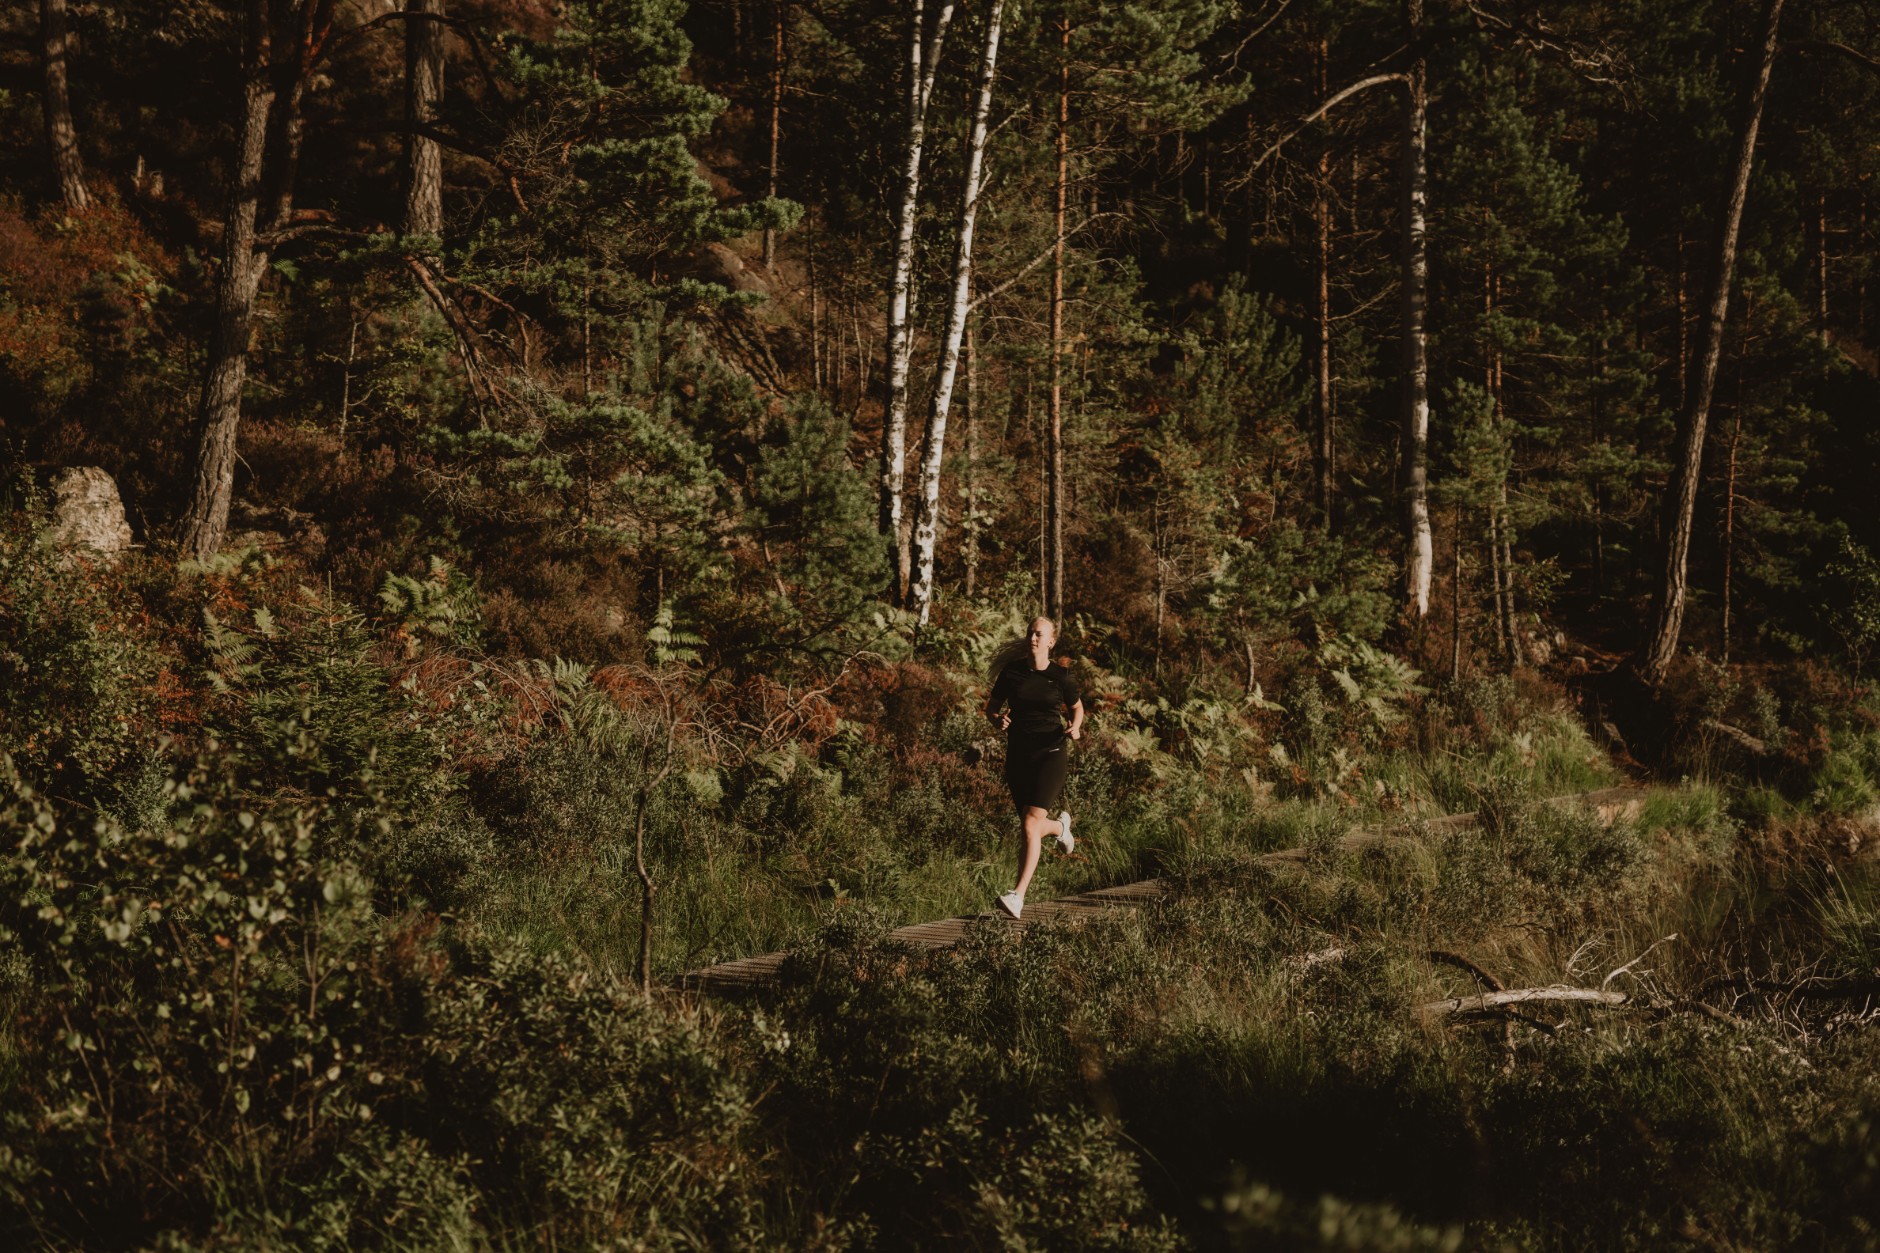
[182,0,332,561]
[1816,190,1830,346]
[1045,19,1070,618]
[1643,0,1786,684]
[39,0,89,213]
[962,307,979,599]
[1450,503,1464,680]
[1399,0,1433,619]
[403,0,444,239]
[909,0,1004,624]
[1314,38,1333,529]
[881,0,955,603]
[1674,227,1688,408]
[764,0,785,268]
[181,0,276,561]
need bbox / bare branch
[968,213,1123,312]
[1601,933,1679,990]
[327,10,512,101]
[1783,38,1880,76]
[1239,73,1408,184]
[1227,0,1296,70]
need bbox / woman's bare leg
[1013,806,1063,897]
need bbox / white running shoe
[997,891,1025,919]
[1056,810,1075,855]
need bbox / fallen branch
[1418,985,1629,1020]
[1702,719,1769,756]
[1601,932,1679,990]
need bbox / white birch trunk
[881,0,955,603]
[909,0,1005,625]
[1399,0,1433,619]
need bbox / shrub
[0,749,762,1249]
[0,497,169,803]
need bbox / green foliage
[747,396,887,636]
[647,599,704,666]
[202,590,431,813]
[377,556,482,654]
[0,499,165,800]
[1822,532,1880,674]
[0,741,758,1248]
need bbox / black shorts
[1005,732,1070,812]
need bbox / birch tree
[909,0,1006,625]
[1399,0,1433,620]
[881,0,956,604]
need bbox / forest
[2,0,1880,1246]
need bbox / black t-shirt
[990,661,1081,737]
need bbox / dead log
[1418,985,1630,1020]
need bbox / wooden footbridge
[675,785,1648,996]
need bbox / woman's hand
[1068,724,1081,741]
[990,709,1010,731]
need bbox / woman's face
[1028,618,1055,658]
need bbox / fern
[649,600,702,666]
[378,556,483,653]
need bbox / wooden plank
[673,785,1649,995]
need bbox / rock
[46,466,133,561]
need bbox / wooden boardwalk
[674,785,1648,995]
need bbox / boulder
[46,466,133,561]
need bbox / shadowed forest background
[3,0,1880,1247]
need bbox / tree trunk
[1450,503,1464,681]
[763,0,784,269]
[1046,20,1070,619]
[1488,505,1509,658]
[1152,500,1166,677]
[1314,37,1334,530]
[1816,190,1829,346]
[881,0,955,604]
[1399,0,1433,619]
[635,797,656,993]
[1499,482,1521,665]
[1490,277,1521,668]
[180,0,276,562]
[1721,335,1749,664]
[403,0,444,239]
[39,0,90,213]
[1674,227,1688,408]
[963,310,979,599]
[1642,0,1786,685]
[910,0,1005,625]
[1722,406,1740,664]
[810,253,822,388]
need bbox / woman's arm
[1067,699,1085,740]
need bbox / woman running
[984,616,1084,919]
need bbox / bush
[0,750,762,1249]
[0,498,169,803]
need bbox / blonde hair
[986,616,1056,683]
